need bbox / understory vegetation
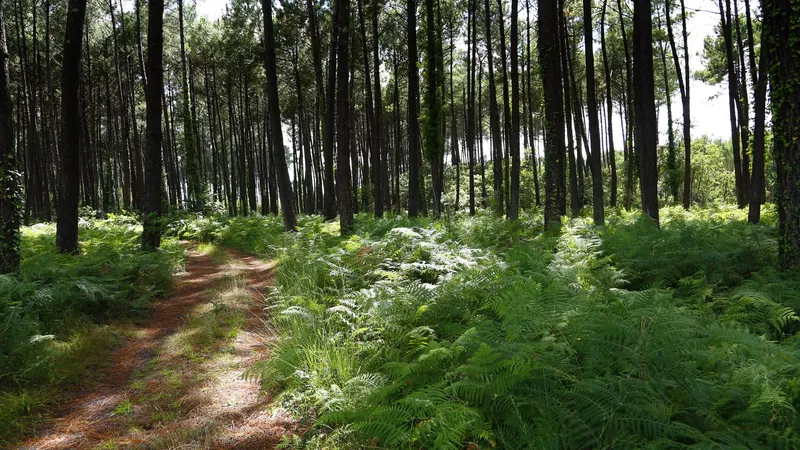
[0,216,182,445]
[176,205,800,449]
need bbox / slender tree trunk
[484,0,504,215]
[633,0,659,225]
[747,27,770,223]
[526,0,540,207]
[508,0,520,220]
[334,0,353,231]
[601,0,617,207]
[718,0,744,207]
[0,4,21,273]
[666,0,692,208]
[142,0,164,250]
[618,0,635,211]
[179,0,203,211]
[583,0,604,224]
[56,0,87,254]
[560,9,580,217]
[322,0,339,220]
[407,0,421,217]
[763,0,800,268]
[262,0,297,230]
[539,0,565,228]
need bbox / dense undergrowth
[0,215,182,444]
[176,204,800,449]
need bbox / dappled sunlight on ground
[17,246,293,450]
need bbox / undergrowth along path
[18,244,294,450]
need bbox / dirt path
[18,245,295,450]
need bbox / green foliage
[0,215,182,443]
[181,207,800,448]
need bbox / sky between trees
[193,0,735,144]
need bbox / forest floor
[17,244,295,450]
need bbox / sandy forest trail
[18,245,295,450]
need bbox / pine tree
[56,0,88,254]
[0,1,21,273]
[142,0,165,250]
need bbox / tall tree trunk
[633,0,659,225]
[560,8,580,217]
[322,0,339,220]
[583,0,604,224]
[618,0,635,211]
[407,0,421,217]
[484,0,504,215]
[357,0,377,216]
[56,0,87,254]
[666,0,692,208]
[142,0,164,250]
[179,0,203,211]
[450,16,461,212]
[508,0,520,220]
[334,0,353,231]
[539,0,565,228]
[762,0,800,268]
[0,4,21,273]
[747,26,770,224]
[423,0,444,218]
[526,0,540,207]
[467,0,476,215]
[496,0,511,212]
[656,10,678,202]
[262,0,297,231]
[601,0,617,207]
[718,0,745,207]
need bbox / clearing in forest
[18,244,294,450]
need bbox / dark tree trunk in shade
[322,0,339,220]
[336,0,353,231]
[508,0,520,221]
[632,0,659,226]
[601,0,617,207]
[717,0,744,208]
[407,0,421,217]
[56,0,88,254]
[142,0,164,250]
[539,0,566,228]
[584,0,604,224]
[747,30,770,224]
[762,0,800,268]
[484,0,504,216]
[560,7,579,218]
[0,5,21,273]
[262,0,297,231]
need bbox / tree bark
[56,0,87,254]
[508,0,520,220]
[539,0,566,228]
[142,0,164,250]
[484,0,504,215]
[0,4,21,273]
[633,0,659,225]
[407,0,421,217]
[262,0,297,231]
[584,0,604,224]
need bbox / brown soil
[17,245,295,450]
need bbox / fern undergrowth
[178,205,800,449]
